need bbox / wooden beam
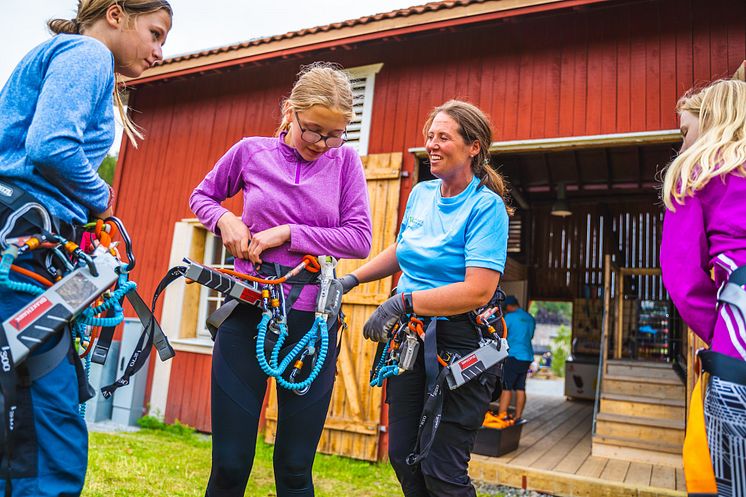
[619,267,661,276]
[409,130,682,158]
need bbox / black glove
[338,274,360,294]
[363,294,405,342]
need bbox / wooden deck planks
[503,400,590,461]
[651,464,677,490]
[577,456,609,479]
[625,462,653,487]
[600,459,630,482]
[471,393,685,496]
[512,410,594,468]
[553,436,592,474]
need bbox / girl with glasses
[190,62,372,497]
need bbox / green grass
[83,422,505,497]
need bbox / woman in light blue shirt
[340,100,510,497]
[0,2,172,495]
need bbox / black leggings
[387,319,497,497]
[205,303,338,497]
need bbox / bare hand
[217,213,251,260]
[247,225,290,264]
[93,207,114,220]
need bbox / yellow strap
[683,374,718,495]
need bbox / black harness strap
[127,289,174,362]
[100,266,184,399]
[0,180,75,241]
[406,365,450,466]
[423,318,439,390]
[0,342,18,496]
[700,350,746,386]
[90,309,117,365]
[257,262,319,311]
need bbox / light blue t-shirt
[395,175,508,294]
[0,34,114,224]
[505,307,535,361]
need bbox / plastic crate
[472,419,527,457]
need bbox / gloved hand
[338,274,360,294]
[363,294,405,342]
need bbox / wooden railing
[592,254,615,435]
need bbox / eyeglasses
[294,112,346,148]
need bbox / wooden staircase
[592,360,685,467]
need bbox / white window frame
[344,63,383,156]
[195,232,234,340]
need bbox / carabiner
[105,216,135,272]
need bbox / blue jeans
[0,271,88,496]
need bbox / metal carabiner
[105,216,135,272]
[0,202,52,249]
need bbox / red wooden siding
[112,0,745,428]
[164,351,212,431]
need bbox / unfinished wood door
[264,152,403,461]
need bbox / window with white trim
[195,232,234,339]
[344,63,382,156]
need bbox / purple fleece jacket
[660,172,746,359]
[190,134,372,312]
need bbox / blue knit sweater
[0,34,114,224]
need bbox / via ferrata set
[160,254,344,395]
[0,211,174,416]
[370,294,510,390]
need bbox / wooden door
[264,153,403,461]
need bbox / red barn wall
[112,0,745,430]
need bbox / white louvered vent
[343,63,382,156]
[508,215,522,253]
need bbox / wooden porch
[469,392,686,497]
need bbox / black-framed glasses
[294,112,346,148]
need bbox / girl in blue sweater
[0,1,172,495]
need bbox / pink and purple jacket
[189,134,372,312]
[660,172,746,360]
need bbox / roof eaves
[127,0,604,85]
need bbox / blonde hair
[422,100,513,214]
[48,1,173,147]
[276,62,355,135]
[662,79,746,210]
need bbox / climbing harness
[368,289,510,466]
[369,292,509,390]
[0,213,174,398]
[153,254,344,395]
[0,180,174,492]
[682,262,746,495]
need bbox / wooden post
[615,269,625,359]
[602,254,612,371]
